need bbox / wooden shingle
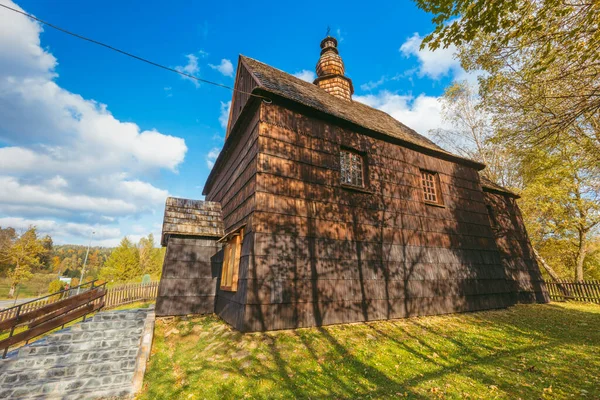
[160,197,224,246]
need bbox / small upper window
[340,149,365,187]
[420,170,443,205]
[220,227,244,292]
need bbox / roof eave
[202,95,261,196]
[253,88,487,171]
[482,185,520,199]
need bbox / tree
[0,227,16,272]
[138,234,165,279]
[434,81,522,188]
[414,0,600,163]
[100,237,141,282]
[518,143,600,281]
[51,256,62,273]
[38,235,53,271]
[0,227,46,297]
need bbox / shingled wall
[205,105,261,329]
[156,198,224,316]
[233,103,541,331]
[483,190,549,304]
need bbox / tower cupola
[313,36,353,101]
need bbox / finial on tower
[313,33,353,101]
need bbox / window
[220,227,244,292]
[340,149,365,187]
[420,170,443,205]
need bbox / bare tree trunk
[575,239,587,282]
[573,223,589,282]
[8,283,16,298]
[532,247,571,298]
[532,247,561,282]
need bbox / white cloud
[401,33,483,86]
[0,217,121,241]
[355,91,452,138]
[175,53,200,87]
[399,33,482,85]
[206,147,221,169]
[209,59,234,77]
[293,70,316,83]
[360,76,387,91]
[219,100,231,129]
[400,33,460,80]
[0,0,186,244]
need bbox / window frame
[420,169,444,207]
[219,226,245,292]
[340,147,367,189]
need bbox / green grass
[0,273,57,299]
[109,301,154,311]
[139,302,600,399]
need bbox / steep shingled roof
[241,56,485,170]
[479,175,520,198]
[161,197,224,246]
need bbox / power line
[0,3,271,102]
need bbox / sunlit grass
[139,302,600,399]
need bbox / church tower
[313,36,354,101]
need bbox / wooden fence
[546,280,600,304]
[104,281,159,308]
[0,281,159,323]
[0,282,106,358]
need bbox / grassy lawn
[139,303,600,399]
[0,274,57,299]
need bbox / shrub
[48,280,65,294]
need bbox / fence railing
[0,281,159,323]
[104,281,159,308]
[546,280,600,304]
[0,280,106,358]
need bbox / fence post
[3,304,21,359]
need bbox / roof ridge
[239,55,485,170]
[240,55,321,87]
[241,55,439,146]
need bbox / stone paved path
[0,308,153,399]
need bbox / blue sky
[0,0,469,246]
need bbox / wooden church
[156,36,549,332]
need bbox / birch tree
[415,0,600,163]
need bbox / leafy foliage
[47,279,65,294]
[425,0,600,280]
[138,234,165,279]
[99,234,164,283]
[416,0,600,163]
[434,81,522,188]
[518,143,600,280]
[99,237,141,282]
[0,227,48,297]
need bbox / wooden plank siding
[483,191,549,303]
[204,69,261,329]
[227,102,544,332]
[200,79,548,331]
[155,236,221,316]
[225,57,260,139]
